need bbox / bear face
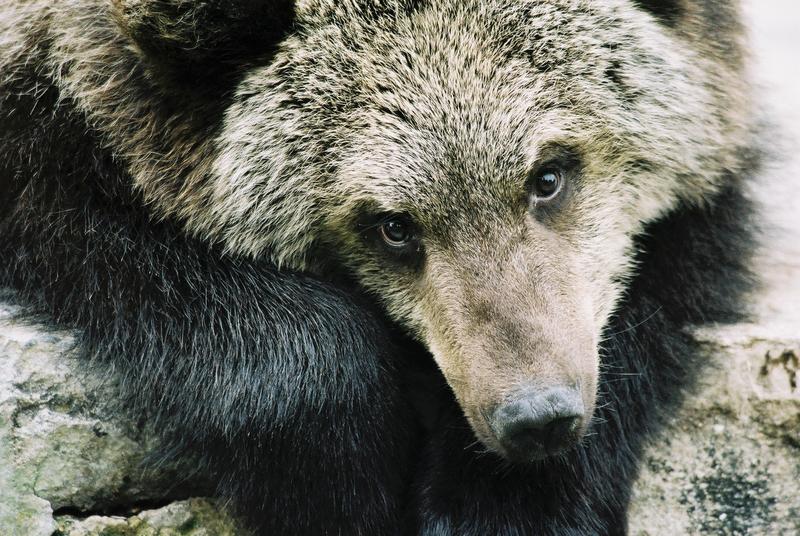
[197,0,750,461]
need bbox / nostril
[506,412,581,450]
[491,386,585,459]
[544,414,582,442]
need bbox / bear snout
[488,385,586,462]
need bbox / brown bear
[0,1,757,534]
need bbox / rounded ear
[112,0,295,85]
[631,0,683,25]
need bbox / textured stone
[628,326,800,536]
[0,301,233,535]
[55,499,241,536]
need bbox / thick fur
[0,1,756,535]
[0,5,416,533]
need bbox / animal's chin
[502,442,581,464]
[475,434,583,464]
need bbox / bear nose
[490,386,585,461]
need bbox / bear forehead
[215,0,728,266]
[283,0,663,196]
[295,0,651,76]
[284,1,670,142]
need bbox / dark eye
[529,167,564,200]
[379,217,413,247]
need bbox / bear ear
[630,0,684,25]
[113,0,295,86]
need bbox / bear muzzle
[488,385,586,462]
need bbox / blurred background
[745,0,800,330]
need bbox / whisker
[607,306,663,337]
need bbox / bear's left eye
[359,212,423,266]
[528,166,565,201]
[378,216,413,247]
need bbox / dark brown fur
[0,1,758,534]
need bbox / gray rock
[56,499,241,536]
[0,302,235,535]
[628,325,800,535]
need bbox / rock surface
[0,300,242,535]
[628,326,800,536]
[55,499,240,536]
[1,1,798,535]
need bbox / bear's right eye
[357,211,423,265]
[378,216,413,248]
[528,166,565,201]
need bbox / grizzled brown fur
[0,1,757,534]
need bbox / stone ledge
[55,499,240,536]
[628,323,800,536]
